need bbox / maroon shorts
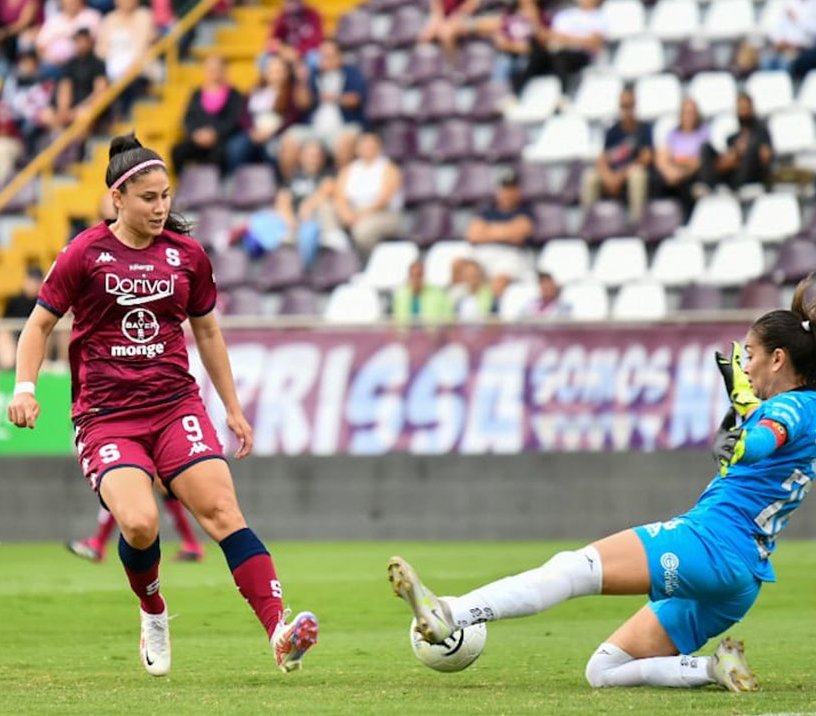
[74,394,225,494]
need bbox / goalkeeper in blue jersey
[388,275,816,693]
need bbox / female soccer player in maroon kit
[6,133,318,677]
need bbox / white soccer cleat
[387,555,455,645]
[271,610,319,673]
[711,637,758,692]
[139,607,171,677]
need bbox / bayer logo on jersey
[409,615,487,673]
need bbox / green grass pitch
[1,540,815,715]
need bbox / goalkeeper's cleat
[711,637,758,693]
[271,610,319,672]
[140,605,171,677]
[66,538,104,562]
[387,555,455,644]
[715,341,760,417]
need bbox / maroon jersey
[39,222,217,419]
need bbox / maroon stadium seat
[531,202,570,246]
[309,248,362,291]
[424,119,475,162]
[173,165,221,211]
[365,80,405,123]
[225,286,263,315]
[770,238,816,284]
[636,199,684,244]
[401,43,447,86]
[678,283,723,311]
[254,245,305,292]
[406,203,453,247]
[213,247,251,289]
[483,122,528,162]
[355,44,388,82]
[738,279,782,309]
[380,120,419,162]
[335,8,374,50]
[385,5,426,48]
[279,286,320,316]
[418,78,459,121]
[193,206,233,253]
[580,199,630,243]
[402,161,439,206]
[228,164,277,210]
[446,162,494,207]
[469,80,512,121]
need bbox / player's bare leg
[171,459,318,672]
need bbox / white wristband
[13,382,36,396]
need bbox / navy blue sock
[219,527,269,571]
[118,535,164,614]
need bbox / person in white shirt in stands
[514,0,606,93]
[324,132,402,258]
[761,0,816,71]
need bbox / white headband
[802,320,811,332]
[110,159,166,191]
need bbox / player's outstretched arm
[7,305,59,429]
[715,341,760,417]
[189,312,253,459]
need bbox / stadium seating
[360,241,419,291]
[499,282,538,321]
[744,193,802,243]
[560,281,609,320]
[650,238,706,287]
[590,237,648,286]
[704,237,765,286]
[612,281,668,320]
[537,239,591,285]
[324,283,383,323]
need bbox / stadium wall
[4,452,816,541]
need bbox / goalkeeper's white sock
[585,642,714,688]
[446,547,603,628]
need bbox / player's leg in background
[154,481,204,561]
[66,506,117,561]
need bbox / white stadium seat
[688,72,738,117]
[603,0,646,40]
[499,282,539,320]
[523,114,593,163]
[704,237,765,286]
[504,76,561,124]
[759,0,786,37]
[702,0,755,40]
[537,239,591,285]
[796,70,816,113]
[745,71,794,117]
[424,241,472,287]
[684,194,742,243]
[635,73,682,121]
[561,281,609,320]
[769,109,816,155]
[744,192,801,243]
[650,0,701,42]
[574,73,623,123]
[324,283,382,323]
[360,241,419,291]
[650,238,706,287]
[651,114,678,149]
[590,237,648,286]
[612,281,668,320]
[613,36,666,80]
[708,113,738,153]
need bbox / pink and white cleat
[271,610,319,673]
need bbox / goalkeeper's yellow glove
[715,341,760,417]
[712,407,747,476]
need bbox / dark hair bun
[109,133,143,160]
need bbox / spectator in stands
[466,170,534,249]
[581,86,652,221]
[420,0,481,58]
[0,98,23,183]
[51,28,108,131]
[265,0,323,67]
[151,0,196,59]
[0,0,42,69]
[0,266,42,370]
[761,0,816,71]
[328,132,402,258]
[699,92,774,193]
[225,55,299,174]
[95,0,156,117]
[652,97,709,217]
[464,0,550,82]
[2,49,54,155]
[514,0,606,93]
[392,259,453,325]
[35,0,101,79]
[171,53,244,176]
[235,139,334,266]
[522,271,571,318]
[281,38,367,180]
[448,258,496,322]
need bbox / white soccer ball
[409,616,487,673]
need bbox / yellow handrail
[0,0,222,212]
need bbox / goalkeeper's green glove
[712,408,746,477]
[715,341,760,417]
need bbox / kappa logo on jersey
[188,441,212,457]
[105,273,177,305]
[96,251,116,263]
